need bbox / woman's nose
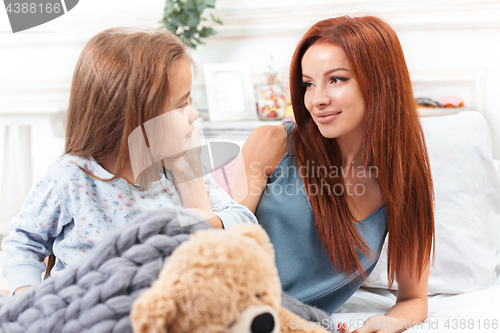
[312,86,330,108]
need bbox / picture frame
[203,63,258,122]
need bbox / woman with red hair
[233,16,434,332]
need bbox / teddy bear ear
[229,224,275,260]
[131,289,177,333]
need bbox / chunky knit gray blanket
[0,208,334,333]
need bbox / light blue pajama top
[255,121,388,314]
[1,154,257,294]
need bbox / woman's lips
[316,111,342,124]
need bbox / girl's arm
[172,173,226,228]
[162,127,223,228]
[1,176,68,295]
[202,172,258,230]
[166,167,258,229]
[164,127,261,229]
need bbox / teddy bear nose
[251,312,275,333]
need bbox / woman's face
[301,42,366,141]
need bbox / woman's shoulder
[242,124,288,164]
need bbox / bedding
[331,278,500,332]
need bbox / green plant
[162,0,223,49]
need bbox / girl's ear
[131,289,177,333]
[230,225,275,261]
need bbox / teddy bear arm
[278,307,331,333]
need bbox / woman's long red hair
[289,16,435,287]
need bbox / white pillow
[494,159,500,179]
[363,111,500,294]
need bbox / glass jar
[256,57,286,121]
[257,79,286,120]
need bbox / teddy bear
[131,224,332,333]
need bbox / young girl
[233,16,434,332]
[1,27,257,296]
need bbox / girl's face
[301,42,366,141]
[145,59,199,159]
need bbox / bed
[331,280,500,332]
[1,111,499,332]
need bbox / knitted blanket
[0,208,334,333]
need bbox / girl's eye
[178,95,193,109]
[330,77,348,84]
[301,81,314,89]
[180,100,191,109]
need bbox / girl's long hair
[65,27,191,180]
[45,27,191,278]
[289,16,435,287]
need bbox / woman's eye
[330,77,347,84]
[301,82,313,88]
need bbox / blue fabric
[255,121,388,314]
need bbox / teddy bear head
[131,224,283,333]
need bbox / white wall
[1,0,499,151]
[0,0,499,234]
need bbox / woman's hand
[338,315,402,333]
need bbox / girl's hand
[162,127,203,183]
[344,315,400,333]
[161,127,223,228]
[14,285,31,295]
